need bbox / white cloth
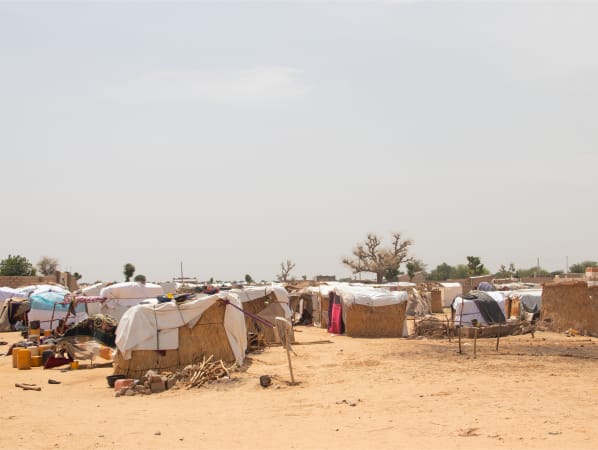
[231,286,292,320]
[0,287,28,305]
[333,285,408,308]
[452,291,506,326]
[99,297,159,321]
[81,282,110,297]
[100,282,164,299]
[115,292,247,365]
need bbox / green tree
[569,261,598,273]
[133,274,146,284]
[516,266,551,277]
[342,232,412,283]
[123,263,135,282]
[244,274,254,284]
[72,272,83,280]
[466,256,489,276]
[0,254,36,276]
[428,262,452,281]
[37,256,59,276]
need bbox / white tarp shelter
[98,281,164,321]
[439,282,463,307]
[115,292,247,365]
[452,291,506,326]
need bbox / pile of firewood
[180,355,236,390]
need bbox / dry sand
[1,327,597,450]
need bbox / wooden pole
[473,327,478,359]
[496,324,501,351]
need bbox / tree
[428,262,469,281]
[515,266,551,277]
[466,256,489,276]
[123,263,135,282]
[0,254,36,276]
[133,274,146,284]
[37,256,59,276]
[569,261,598,273]
[72,272,82,280]
[496,263,517,278]
[244,274,254,284]
[342,232,412,283]
[406,258,427,281]
[277,260,296,282]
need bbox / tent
[27,286,87,329]
[0,287,28,306]
[331,285,409,338]
[112,292,247,378]
[452,291,507,326]
[439,282,463,307]
[231,286,292,344]
[0,297,30,332]
[505,289,542,320]
[98,282,164,321]
[289,287,322,326]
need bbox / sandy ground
[1,327,597,450]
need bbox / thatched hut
[113,293,246,378]
[333,285,408,338]
[541,281,598,335]
[231,286,292,344]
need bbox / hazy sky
[1,1,596,282]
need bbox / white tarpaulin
[115,292,247,365]
[100,281,164,299]
[232,286,292,320]
[333,285,408,308]
[439,282,463,307]
[452,291,506,326]
[0,287,28,306]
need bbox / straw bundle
[113,301,235,379]
[541,281,598,334]
[345,301,407,338]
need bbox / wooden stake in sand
[473,327,478,359]
[275,317,296,385]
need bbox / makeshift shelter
[27,287,87,329]
[232,286,292,344]
[332,285,408,338]
[505,289,542,320]
[452,291,507,327]
[289,288,320,325]
[317,284,338,329]
[98,281,164,321]
[113,292,247,378]
[438,282,463,307]
[0,287,28,307]
[0,297,30,332]
[81,282,111,315]
[541,281,598,335]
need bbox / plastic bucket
[70,361,79,370]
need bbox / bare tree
[342,232,412,283]
[37,256,59,276]
[277,260,296,282]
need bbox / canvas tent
[113,292,247,378]
[439,282,463,307]
[27,286,87,329]
[232,286,292,344]
[98,282,164,321]
[0,287,28,306]
[452,291,507,326]
[331,285,409,337]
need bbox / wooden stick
[15,383,41,391]
[496,324,501,351]
[473,327,478,359]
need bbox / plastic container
[17,348,32,370]
[43,330,52,337]
[31,355,42,367]
[38,344,54,355]
[70,361,79,370]
[29,346,40,357]
[12,349,21,368]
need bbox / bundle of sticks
[181,355,236,390]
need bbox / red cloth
[328,302,342,334]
